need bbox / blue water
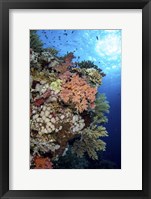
[37,30,121,168]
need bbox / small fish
[96,36,99,40]
[64,33,68,36]
[72,31,74,33]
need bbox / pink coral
[59,74,97,113]
[59,71,72,82]
[42,89,51,99]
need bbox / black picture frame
[0,0,150,198]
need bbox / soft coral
[59,74,97,113]
[34,156,53,169]
[55,52,75,73]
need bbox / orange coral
[34,156,53,169]
[55,53,75,73]
[59,74,97,113]
[64,52,75,64]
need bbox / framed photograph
[0,0,150,198]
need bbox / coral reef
[43,47,59,56]
[33,156,53,169]
[30,32,110,169]
[72,126,108,160]
[92,94,110,125]
[77,60,106,77]
[30,30,43,52]
[71,67,102,86]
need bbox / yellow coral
[50,79,62,93]
[72,126,108,160]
